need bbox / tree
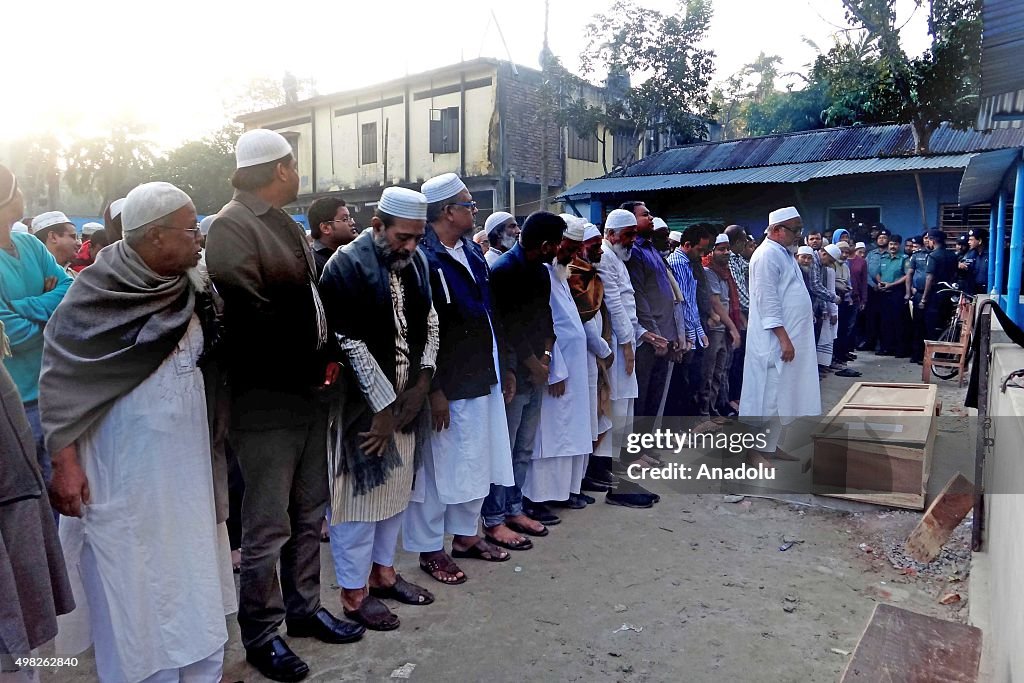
[835,0,982,152]
[9,134,63,215]
[557,0,717,171]
[150,124,242,215]
[64,122,157,210]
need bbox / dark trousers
[834,301,855,361]
[909,295,927,362]
[924,295,955,342]
[234,410,329,649]
[878,290,910,356]
[698,328,729,415]
[663,352,692,417]
[861,288,881,350]
[684,346,706,416]
[634,342,670,418]
[227,443,244,551]
[729,328,747,403]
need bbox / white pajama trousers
[328,512,404,590]
[403,453,483,552]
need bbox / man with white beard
[483,212,519,266]
[522,218,592,519]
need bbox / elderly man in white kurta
[815,244,842,368]
[522,218,592,514]
[739,207,821,466]
[401,173,515,585]
[574,224,614,450]
[41,183,233,683]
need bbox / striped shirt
[667,248,706,346]
[728,252,750,312]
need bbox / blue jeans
[23,400,51,484]
[481,382,543,528]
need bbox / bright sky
[4,0,929,150]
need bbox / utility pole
[538,0,550,212]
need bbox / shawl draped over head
[706,254,743,329]
[319,229,432,496]
[39,240,197,454]
[568,256,613,419]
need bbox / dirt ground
[46,354,974,683]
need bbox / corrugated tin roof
[557,154,976,199]
[958,148,1022,205]
[615,123,1024,178]
[982,0,1024,97]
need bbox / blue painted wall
[567,170,967,240]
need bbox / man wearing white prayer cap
[402,173,515,584]
[320,186,440,631]
[11,220,29,233]
[699,232,742,422]
[208,129,364,680]
[739,206,820,467]
[484,210,519,265]
[81,221,103,238]
[31,211,80,273]
[104,197,126,242]
[41,181,236,683]
[0,165,73,486]
[668,230,683,250]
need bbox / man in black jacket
[481,211,566,550]
[401,173,516,584]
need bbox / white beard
[553,262,570,282]
[610,243,632,262]
[500,234,517,250]
[186,266,208,293]
[787,244,799,255]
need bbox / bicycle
[929,281,976,380]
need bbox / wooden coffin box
[811,382,938,510]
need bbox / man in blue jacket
[403,173,516,583]
[0,165,72,481]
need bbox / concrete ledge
[969,550,995,682]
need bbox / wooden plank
[905,473,975,563]
[841,604,982,682]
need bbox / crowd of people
[0,126,989,683]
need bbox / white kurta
[596,243,640,402]
[57,316,232,683]
[523,265,592,502]
[412,246,514,504]
[583,311,613,441]
[740,240,821,422]
[816,265,839,365]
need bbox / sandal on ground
[344,595,400,631]
[451,539,511,562]
[418,555,467,586]
[505,519,548,537]
[483,531,534,551]
[370,573,437,603]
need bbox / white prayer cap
[768,206,800,225]
[583,224,602,241]
[121,182,193,233]
[82,221,103,236]
[559,214,586,241]
[199,215,216,236]
[668,231,683,243]
[484,211,514,233]
[836,241,851,250]
[235,128,294,169]
[855,241,867,250]
[421,173,468,204]
[109,198,126,219]
[378,186,427,221]
[714,233,730,246]
[797,245,813,256]
[652,217,669,231]
[11,221,28,234]
[604,209,637,231]
[824,244,842,260]
[30,211,72,234]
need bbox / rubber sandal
[370,574,436,603]
[505,519,549,537]
[484,533,534,551]
[344,596,399,631]
[418,556,467,585]
[451,539,511,563]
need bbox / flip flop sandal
[451,539,511,563]
[418,556,467,586]
[344,595,400,631]
[370,574,437,603]
[484,532,534,551]
[505,519,549,537]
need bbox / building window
[612,130,636,166]
[827,207,881,239]
[940,203,1000,246]
[281,132,299,168]
[429,107,459,154]
[360,122,378,165]
[568,126,599,162]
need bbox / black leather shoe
[550,496,587,509]
[523,502,561,525]
[246,636,310,682]
[286,607,365,644]
[577,493,596,505]
[605,492,654,509]
[581,477,612,493]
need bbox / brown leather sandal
[343,595,399,631]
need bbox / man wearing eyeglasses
[739,207,820,467]
[308,197,357,277]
